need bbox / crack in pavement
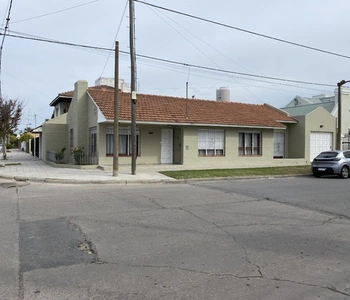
[194,183,350,221]
[178,206,263,278]
[145,196,167,209]
[89,262,350,297]
[67,218,101,263]
[262,197,350,221]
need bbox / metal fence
[46,151,98,165]
[343,135,350,150]
[71,152,98,165]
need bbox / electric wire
[134,0,350,60]
[99,0,128,78]
[0,0,14,97]
[1,0,11,27]
[135,55,333,93]
[0,30,337,89]
[148,5,292,95]
[10,0,99,24]
[146,3,264,103]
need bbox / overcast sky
[1,0,350,132]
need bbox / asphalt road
[193,176,350,219]
[1,176,350,300]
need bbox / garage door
[310,132,332,161]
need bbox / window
[89,127,97,156]
[106,127,140,156]
[239,132,261,156]
[344,151,350,159]
[198,129,224,156]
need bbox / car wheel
[313,172,321,178]
[340,166,349,179]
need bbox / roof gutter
[49,95,72,107]
[101,120,287,130]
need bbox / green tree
[0,96,23,159]
[19,132,33,143]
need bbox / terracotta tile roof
[50,90,74,107]
[88,86,296,128]
[59,90,74,97]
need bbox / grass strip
[160,165,311,179]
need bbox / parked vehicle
[311,150,350,178]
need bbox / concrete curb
[0,173,312,185]
[0,174,175,185]
[168,174,313,184]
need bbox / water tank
[216,87,230,102]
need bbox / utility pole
[34,114,36,157]
[113,41,119,176]
[129,0,137,175]
[337,80,350,150]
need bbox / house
[281,89,350,160]
[41,79,312,169]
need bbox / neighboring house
[42,80,312,169]
[281,89,350,159]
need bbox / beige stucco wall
[67,81,89,152]
[96,124,306,168]
[98,123,164,165]
[288,116,306,158]
[41,114,68,161]
[337,90,350,136]
[285,107,336,163]
[180,126,302,169]
[87,95,98,130]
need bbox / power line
[134,0,350,60]
[0,30,336,88]
[146,3,262,103]
[10,0,99,24]
[1,0,11,27]
[99,0,128,77]
[0,0,14,97]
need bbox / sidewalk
[0,149,176,184]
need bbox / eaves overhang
[49,95,72,107]
[276,120,297,124]
[99,119,287,130]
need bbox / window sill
[198,155,225,157]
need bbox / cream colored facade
[287,107,336,163]
[41,80,312,169]
[41,114,68,161]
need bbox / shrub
[55,147,66,163]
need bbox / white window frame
[239,132,262,156]
[198,129,225,156]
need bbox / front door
[274,133,285,158]
[161,129,173,164]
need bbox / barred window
[239,132,261,156]
[198,129,225,156]
[89,127,97,156]
[106,127,140,156]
